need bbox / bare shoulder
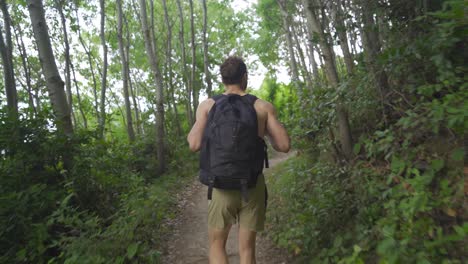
[198,98,215,113]
[254,98,274,113]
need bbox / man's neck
[224,84,246,95]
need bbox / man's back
[193,94,290,153]
[187,56,290,264]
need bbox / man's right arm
[265,102,290,153]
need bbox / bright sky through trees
[227,0,291,91]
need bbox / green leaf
[450,148,464,161]
[16,249,26,261]
[115,256,125,264]
[391,157,405,174]
[127,243,139,259]
[353,143,361,155]
[377,238,396,255]
[353,245,362,253]
[453,225,465,236]
[430,159,444,172]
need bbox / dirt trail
[161,151,294,264]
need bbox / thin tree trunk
[150,0,157,56]
[359,0,390,123]
[139,0,166,174]
[55,0,75,125]
[348,24,359,56]
[343,0,358,56]
[188,0,198,113]
[70,61,88,128]
[107,85,127,136]
[162,0,182,137]
[304,0,339,84]
[175,0,193,126]
[13,25,36,115]
[132,76,147,135]
[310,47,320,82]
[316,43,324,67]
[302,20,320,83]
[0,0,18,116]
[175,0,193,125]
[125,15,142,136]
[117,0,135,142]
[277,0,299,84]
[98,0,108,138]
[128,71,142,135]
[304,0,353,160]
[27,0,73,136]
[130,74,145,135]
[297,16,313,74]
[291,23,313,88]
[75,5,99,121]
[330,0,354,75]
[201,0,213,97]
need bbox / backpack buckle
[208,178,215,200]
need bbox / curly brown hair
[220,56,247,85]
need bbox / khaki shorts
[208,174,266,232]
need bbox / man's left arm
[187,100,211,152]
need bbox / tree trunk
[343,0,358,56]
[149,0,157,57]
[0,0,18,117]
[175,0,193,126]
[70,61,88,128]
[107,85,127,137]
[188,0,198,113]
[117,0,136,142]
[330,0,354,75]
[55,0,75,125]
[291,23,313,88]
[162,0,182,137]
[27,0,73,136]
[201,0,213,97]
[125,16,142,136]
[276,0,299,84]
[302,20,320,83]
[98,0,108,139]
[304,0,353,160]
[75,5,99,121]
[359,0,390,123]
[309,46,320,83]
[139,0,166,174]
[304,0,339,85]
[128,71,142,135]
[13,24,36,115]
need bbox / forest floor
[161,151,295,264]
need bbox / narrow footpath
[161,152,294,264]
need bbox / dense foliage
[0,108,198,262]
[262,1,467,263]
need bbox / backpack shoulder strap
[242,94,258,105]
[212,94,225,103]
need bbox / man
[187,56,290,264]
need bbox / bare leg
[238,226,257,264]
[209,225,231,264]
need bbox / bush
[0,110,197,263]
[264,2,467,263]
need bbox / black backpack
[199,94,269,201]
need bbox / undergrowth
[264,2,467,263]
[0,114,198,263]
